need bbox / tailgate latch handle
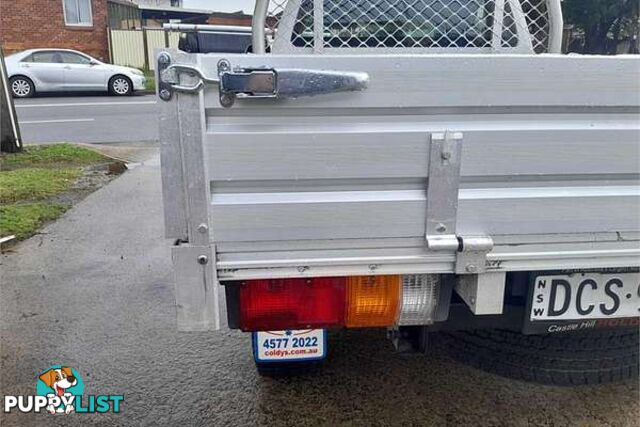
[158,55,369,107]
[219,65,369,107]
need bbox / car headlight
[130,69,144,76]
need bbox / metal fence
[259,0,562,54]
[109,28,179,70]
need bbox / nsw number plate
[253,329,326,363]
[529,272,639,327]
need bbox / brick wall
[0,0,109,61]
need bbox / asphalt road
[14,94,158,144]
[1,151,638,426]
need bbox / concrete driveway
[1,152,637,426]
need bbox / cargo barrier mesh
[264,0,552,53]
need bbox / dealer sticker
[253,329,326,362]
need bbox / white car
[5,49,146,98]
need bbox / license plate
[253,329,326,363]
[530,272,640,322]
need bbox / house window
[63,0,93,26]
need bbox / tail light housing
[238,274,442,331]
[239,277,345,331]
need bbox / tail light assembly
[238,274,442,331]
[239,277,345,331]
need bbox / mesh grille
[263,0,551,53]
[265,0,315,50]
[521,0,550,53]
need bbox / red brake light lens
[239,277,346,331]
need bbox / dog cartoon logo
[36,365,84,414]
[3,365,123,415]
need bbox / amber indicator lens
[345,275,401,327]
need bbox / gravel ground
[1,152,638,427]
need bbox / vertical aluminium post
[157,49,220,331]
[547,0,564,53]
[252,0,269,54]
[0,46,22,153]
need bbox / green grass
[144,71,156,91]
[0,144,112,242]
[0,143,105,171]
[0,203,70,240]
[0,168,82,203]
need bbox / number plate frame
[523,269,640,335]
[253,329,327,363]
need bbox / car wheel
[109,75,132,96]
[438,328,639,386]
[9,76,34,98]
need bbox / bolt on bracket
[157,52,175,101]
[424,131,493,274]
[454,236,494,274]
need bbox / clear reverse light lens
[398,274,440,326]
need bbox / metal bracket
[455,271,506,314]
[158,59,220,101]
[425,131,463,256]
[425,132,493,274]
[425,131,463,241]
[172,243,220,331]
[157,52,175,101]
[455,236,494,274]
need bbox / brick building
[0,1,256,62]
[207,11,253,27]
[132,0,183,7]
[0,0,110,60]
